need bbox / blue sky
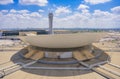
[0,0,120,29]
[0,0,120,13]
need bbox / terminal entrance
[44,52,72,58]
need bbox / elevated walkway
[0,61,37,78]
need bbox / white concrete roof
[19,33,106,48]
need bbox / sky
[0,0,120,29]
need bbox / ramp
[30,51,44,60]
[73,50,94,61]
[81,50,94,59]
[24,50,38,58]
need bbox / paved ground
[0,50,105,79]
[0,42,120,79]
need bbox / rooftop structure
[19,33,105,48]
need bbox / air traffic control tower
[48,13,53,34]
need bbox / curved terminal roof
[19,33,106,48]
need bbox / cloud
[0,0,13,5]
[30,12,42,18]
[8,9,42,18]
[38,9,44,13]
[10,9,29,14]
[55,6,71,16]
[84,0,111,5]
[77,4,90,16]
[77,4,89,10]
[0,9,44,29]
[0,7,120,29]
[111,6,120,14]
[93,10,112,18]
[19,0,48,6]
[0,10,8,13]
